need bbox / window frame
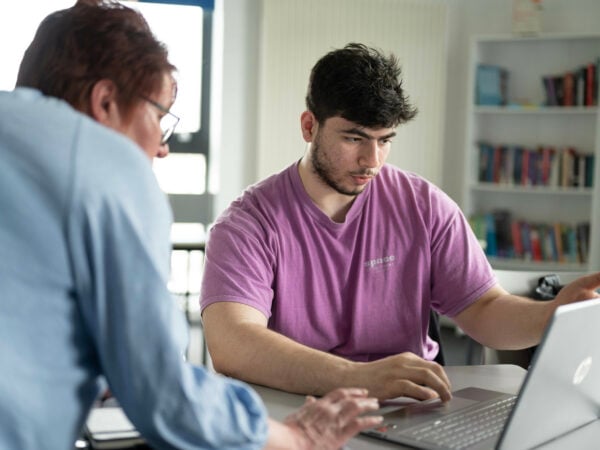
[140,0,215,225]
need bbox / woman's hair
[306,43,417,128]
[16,0,176,116]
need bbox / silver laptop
[363,298,600,449]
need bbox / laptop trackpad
[379,387,507,431]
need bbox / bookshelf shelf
[474,106,597,115]
[464,33,600,270]
[488,257,587,272]
[471,183,593,196]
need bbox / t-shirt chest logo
[364,255,396,271]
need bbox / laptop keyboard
[400,395,517,449]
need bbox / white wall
[256,0,447,184]
[214,0,261,214]
[216,0,600,216]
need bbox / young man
[200,43,600,402]
[0,3,381,449]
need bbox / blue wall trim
[140,0,214,10]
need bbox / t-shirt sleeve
[200,208,276,319]
[427,188,497,318]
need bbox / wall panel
[257,0,448,184]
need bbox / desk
[251,365,527,449]
[79,364,600,449]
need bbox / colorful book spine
[467,214,590,266]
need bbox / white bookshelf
[463,33,600,271]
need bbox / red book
[586,63,595,106]
[540,147,552,185]
[530,227,543,261]
[563,72,574,106]
[511,221,523,258]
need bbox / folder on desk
[84,406,145,449]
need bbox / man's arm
[453,272,600,350]
[202,302,452,401]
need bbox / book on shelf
[560,148,575,187]
[520,221,532,261]
[577,222,591,264]
[542,76,558,106]
[562,71,575,107]
[585,154,595,188]
[469,212,590,265]
[493,210,513,259]
[484,213,497,257]
[511,220,524,258]
[529,227,543,262]
[476,64,508,106]
[585,63,593,106]
[477,142,594,189]
[541,57,599,107]
[585,62,597,107]
[564,225,577,264]
[553,75,565,106]
[478,142,493,183]
[553,222,565,264]
[576,66,586,106]
[539,146,555,186]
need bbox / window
[122,1,214,202]
[1,0,214,202]
[0,1,73,91]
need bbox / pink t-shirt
[201,163,496,362]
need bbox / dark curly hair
[305,43,417,128]
[16,0,175,118]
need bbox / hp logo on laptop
[573,357,592,385]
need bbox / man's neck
[297,157,356,223]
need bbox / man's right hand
[281,388,382,450]
[350,352,452,402]
[203,302,452,402]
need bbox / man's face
[117,74,176,160]
[309,116,395,196]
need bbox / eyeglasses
[141,96,180,145]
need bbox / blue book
[478,143,494,182]
[585,154,595,187]
[476,65,507,106]
[520,222,532,261]
[485,213,498,257]
[547,226,558,262]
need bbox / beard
[310,135,374,196]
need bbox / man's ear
[300,110,318,143]
[89,79,121,127]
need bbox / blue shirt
[0,89,267,449]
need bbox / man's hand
[282,388,382,450]
[204,302,451,402]
[551,272,600,309]
[350,352,452,402]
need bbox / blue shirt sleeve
[66,119,268,449]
